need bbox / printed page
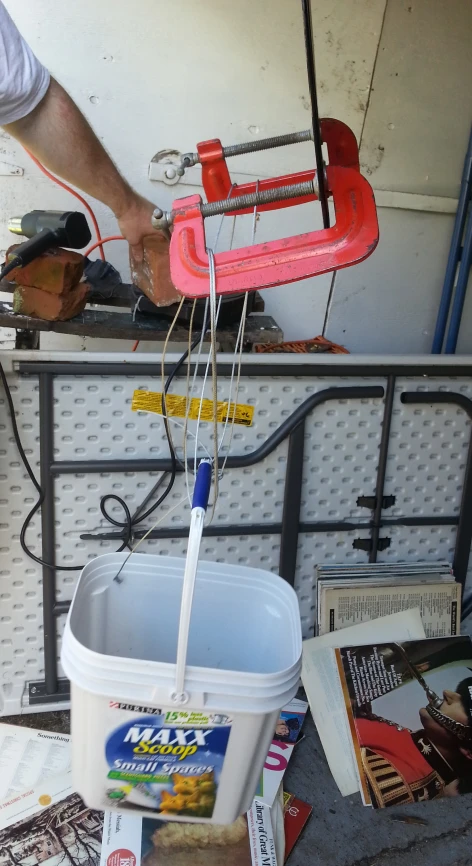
[0,723,70,800]
[0,770,73,830]
[319,581,460,637]
[337,635,472,809]
[0,781,102,866]
[302,609,426,796]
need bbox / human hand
[116,193,166,262]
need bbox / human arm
[4,77,156,260]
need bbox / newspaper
[301,609,426,796]
[0,723,70,801]
[318,581,461,637]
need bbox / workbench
[0,281,283,351]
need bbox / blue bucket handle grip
[192,460,212,511]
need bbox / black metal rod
[17,361,472,379]
[301,0,330,228]
[80,512,460,544]
[38,373,58,695]
[401,391,472,591]
[370,375,396,563]
[50,386,384,476]
[279,422,306,586]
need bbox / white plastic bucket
[61,552,302,824]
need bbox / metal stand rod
[369,375,396,562]
[301,0,330,228]
[200,180,317,219]
[38,373,58,695]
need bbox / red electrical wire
[84,235,124,257]
[25,149,106,261]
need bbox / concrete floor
[3,708,472,866]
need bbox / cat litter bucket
[61,552,302,824]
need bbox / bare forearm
[4,77,158,258]
[4,77,134,218]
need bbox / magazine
[337,635,472,808]
[256,698,308,807]
[318,579,460,637]
[100,801,277,866]
[301,608,426,796]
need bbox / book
[337,635,472,807]
[301,608,426,796]
[316,563,460,637]
[283,794,312,861]
[256,698,308,807]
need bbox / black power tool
[0,210,91,281]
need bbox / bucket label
[104,705,232,818]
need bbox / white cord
[182,300,197,506]
[218,183,259,475]
[113,499,185,584]
[207,247,219,521]
[160,296,185,463]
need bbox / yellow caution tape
[131,390,254,427]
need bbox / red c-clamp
[168,119,378,298]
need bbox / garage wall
[0,0,471,352]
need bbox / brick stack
[6,245,89,321]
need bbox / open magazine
[337,635,472,808]
[301,608,426,796]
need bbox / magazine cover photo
[338,636,472,808]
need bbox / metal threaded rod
[223,129,312,159]
[200,180,317,219]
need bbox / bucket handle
[171,460,212,705]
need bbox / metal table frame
[15,358,472,705]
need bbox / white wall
[0,0,471,352]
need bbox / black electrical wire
[0,315,208,570]
[98,324,207,543]
[0,258,20,282]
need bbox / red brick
[130,233,180,307]
[13,282,89,321]
[7,245,84,294]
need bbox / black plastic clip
[356,495,396,510]
[352,537,391,553]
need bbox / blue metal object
[432,126,472,354]
[445,209,472,353]
[192,459,212,510]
